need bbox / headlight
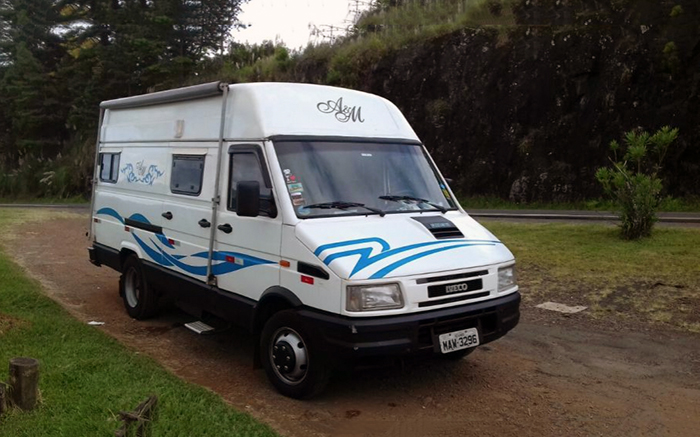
[498,265,517,292]
[347,283,404,312]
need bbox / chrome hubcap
[124,267,140,308]
[270,328,308,385]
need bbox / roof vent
[412,216,464,239]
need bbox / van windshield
[273,140,457,218]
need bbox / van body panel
[225,83,418,141]
[102,96,224,143]
[90,82,520,394]
[295,213,514,281]
[280,224,342,314]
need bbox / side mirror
[236,181,260,217]
[444,178,454,185]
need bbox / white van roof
[100,82,419,143]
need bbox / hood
[296,213,514,280]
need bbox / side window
[171,155,205,196]
[99,153,120,183]
[228,152,275,217]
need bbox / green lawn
[0,196,88,205]
[485,221,700,332]
[460,195,700,212]
[0,212,276,436]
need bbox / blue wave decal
[96,209,274,277]
[156,234,175,249]
[316,237,500,279]
[369,244,490,279]
[132,233,171,267]
[129,213,151,224]
[314,237,391,256]
[96,207,124,224]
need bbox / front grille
[419,291,490,308]
[416,270,489,284]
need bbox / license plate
[438,328,480,354]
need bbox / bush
[595,126,679,240]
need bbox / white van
[88,82,520,398]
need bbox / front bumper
[297,291,520,365]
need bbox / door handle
[162,211,173,220]
[217,223,232,234]
[198,219,211,228]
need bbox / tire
[260,310,330,399]
[119,255,159,320]
[441,347,476,361]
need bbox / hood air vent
[412,216,464,239]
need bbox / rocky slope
[295,0,699,201]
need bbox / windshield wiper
[303,201,385,217]
[379,195,447,214]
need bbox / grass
[0,211,276,436]
[460,195,700,212]
[485,221,700,332]
[357,0,516,39]
[0,196,88,205]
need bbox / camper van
[88,82,520,398]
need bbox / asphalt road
[1,204,700,225]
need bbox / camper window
[171,155,205,196]
[99,153,120,183]
[228,152,275,217]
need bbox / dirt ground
[3,214,700,437]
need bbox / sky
[235,0,371,50]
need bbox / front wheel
[119,255,159,320]
[260,310,330,399]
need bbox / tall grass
[0,137,93,200]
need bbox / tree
[1,42,67,158]
[0,0,248,197]
[595,127,679,240]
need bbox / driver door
[214,143,281,301]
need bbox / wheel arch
[251,286,303,335]
[119,241,142,267]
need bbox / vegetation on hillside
[1,0,698,207]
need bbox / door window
[228,152,276,217]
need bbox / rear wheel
[260,310,330,399]
[120,255,159,320]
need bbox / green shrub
[595,126,679,240]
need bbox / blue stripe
[317,237,500,278]
[132,233,170,266]
[96,207,124,223]
[99,209,273,277]
[368,243,495,279]
[128,213,151,224]
[314,237,391,256]
[156,234,175,249]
